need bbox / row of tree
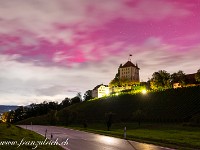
[2,89,94,124]
[2,92,85,123]
[150,69,200,90]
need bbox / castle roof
[120,61,139,69]
[93,84,108,90]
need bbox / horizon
[0,0,200,105]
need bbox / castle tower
[119,60,140,82]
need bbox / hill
[17,86,200,125]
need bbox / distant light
[141,89,147,94]
[116,93,119,96]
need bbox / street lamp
[141,89,147,94]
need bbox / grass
[0,123,63,150]
[18,86,200,126]
[67,123,200,150]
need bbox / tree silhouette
[195,69,200,82]
[60,97,71,109]
[71,93,82,105]
[171,70,186,86]
[105,112,114,131]
[83,90,92,101]
[133,109,145,126]
[150,70,171,90]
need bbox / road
[19,125,175,150]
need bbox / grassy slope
[18,86,200,124]
[56,86,200,123]
[0,123,63,150]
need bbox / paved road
[19,125,175,150]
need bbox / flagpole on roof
[128,54,132,62]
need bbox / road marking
[18,125,176,150]
[127,140,138,150]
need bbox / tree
[105,112,114,131]
[48,101,58,110]
[110,76,140,88]
[48,110,58,125]
[132,109,145,126]
[8,110,14,123]
[71,96,81,104]
[109,64,121,87]
[71,93,82,105]
[12,101,61,123]
[58,109,70,125]
[150,70,171,90]
[83,90,92,101]
[68,111,78,123]
[195,69,200,82]
[12,106,25,122]
[109,78,120,87]
[1,112,9,123]
[77,92,82,101]
[171,70,186,86]
[59,98,71,109]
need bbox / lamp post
[124,126,126,139]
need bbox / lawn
[0,123,63,150]
[67,123,200,150]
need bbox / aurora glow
[0,0,200,105]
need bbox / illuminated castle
[119,60,140,82]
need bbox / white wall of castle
[119,66,139,82]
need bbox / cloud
[1,39,200,105]
[0,54,118,105]
[130,38,200,80]
[35,85,69,96]
[0,0,192,45]
[0,0,199,105]
[124,0,191,21]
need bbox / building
[92,84,109,98]
[185,73,197,85]
[173,83,182,88]
[173,73,198,88]
[109,60,140,94]
[119,61,140,82]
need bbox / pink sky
[0,0,200,105]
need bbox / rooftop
[93,84,108,90]
[120,61,139,69]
